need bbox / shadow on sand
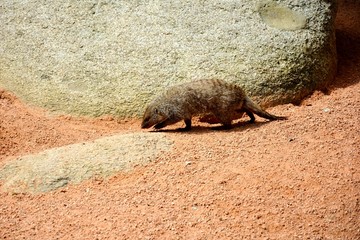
[149,120,273,134]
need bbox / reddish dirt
[1,1,359,239]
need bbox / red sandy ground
[0,1,359,239]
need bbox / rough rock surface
[0,0,336,117]
[0,133,173,193]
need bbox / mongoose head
[141,104,168,129]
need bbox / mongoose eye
[154,108,159,114]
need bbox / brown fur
[141,79,287,130]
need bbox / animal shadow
[149,120,272,134]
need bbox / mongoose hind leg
[213,112,233,130]
[245,110,255,123]
[236,109,255,123]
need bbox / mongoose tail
[243,96,287,123]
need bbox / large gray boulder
[0,133,173,193]
[0,0,337,117]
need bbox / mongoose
[141,79,287,130]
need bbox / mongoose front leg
[183,119,192,131]
[154,121,167,129]
[154,116,182,129]
[213,112,233,130]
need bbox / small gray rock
[322,107,331,113]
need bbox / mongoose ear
[154,108,159,114]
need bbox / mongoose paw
[176,126,192,132]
